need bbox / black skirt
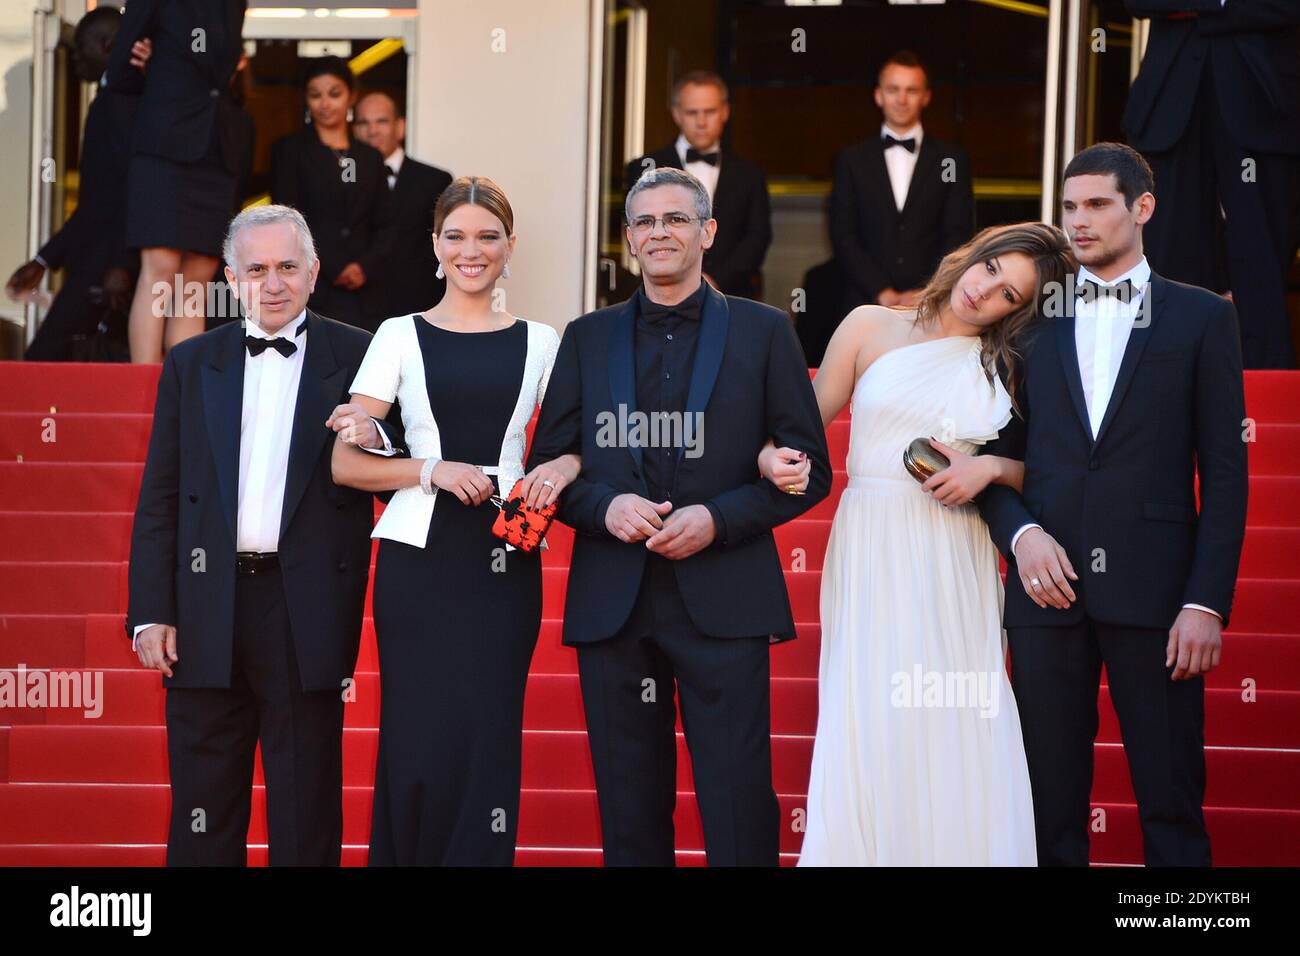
[125,136,236,258]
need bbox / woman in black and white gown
[331,176,574,865]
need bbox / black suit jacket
[39,86,139,278]
[1123,0,1300,155]
[978,273,1249,630]
[126,311,406,691]
[105,0,249,174]
[374,156,453,317]
[527,285,831,645]
[625,145,772,297]
[270,129,395,292]
[830,134,975,310]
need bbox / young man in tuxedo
[829,50,975,316]
[1123,0,1300,369]
[528,167,830,866]
[6,6,138,360]
[626,71,772,299]
[127,205,406,866]
[979,143,1249,866]
[352,91,453,318]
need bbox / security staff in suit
[106,0,249,363]
[127,206,406,866]
[1123,0,1300,369]
[6,6,138,360]
[830,50,975,317]
[352,91,453,317]
[626,71,772,299]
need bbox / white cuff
[131,622,157,653]
[358,418,397,456]
[1010,523,1042,557]
[1182,603,1222,621]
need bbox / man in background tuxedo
[353,91,453,318]
[528,168,830,865]
[5,6,138,360]
[127,205,405,866]
[1123,0,1300,369]
[979,144,1248,866]
[626,71,772,299]
[830,50,974,316]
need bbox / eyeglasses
[627,213,705,234]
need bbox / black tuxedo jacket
[126,311,405,691]
[978,273,1249,630]
[625,145,772,297]
[105,0,249,174]
[1123,0,1300,155]
[527,285,831,645]
[829,134,975,308]
[374,156,453,317]
[270,129,395,292]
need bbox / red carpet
[0,361,1297,866]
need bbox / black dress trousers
[164,564,345,866]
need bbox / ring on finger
[1030,577,1042,589]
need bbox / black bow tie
[245,322,303,357]
[1077,278,1137,305]
[882,135,916,153]
[685,147,720,166]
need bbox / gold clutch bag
[903,437,950,483]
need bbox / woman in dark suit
[271,57,393,332]
[105,0,247,363]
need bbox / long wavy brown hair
[913,221,1075,411]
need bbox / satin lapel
[1093,274,1162,448]
[677,284,730,464]
[868,144,899,225]
[199,322,245,544]
[606,296,642,474]
[280,312,348,538]
[1055,312,1093,443]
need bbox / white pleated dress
[797,335,1037,866]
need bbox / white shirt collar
[385,146,405,175]
[245,309,307,340]
[1078,255,1151,292]
[675,132,720,162]
[881,122,923,145]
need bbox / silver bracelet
[419,457,442,495]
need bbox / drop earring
[346,108,354,123]
[435,261,444,279]
[502,261,511,278]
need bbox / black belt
[236,551,279,575]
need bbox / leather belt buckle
[236,551,279,575]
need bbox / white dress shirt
[675,133,720,203]
[881,122,923,212]
[1008,258,1219,620]
[384,145,405,190]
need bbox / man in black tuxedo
[979,143,1249,866]
[127,205,406,866]
[1123,1,1300,369]
[626,71,772,299]
[6,7,138,360]
[353,91,453,317]
[829,50,975,316]
[528,167,830,866]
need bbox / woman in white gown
[761,222,1074,865]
